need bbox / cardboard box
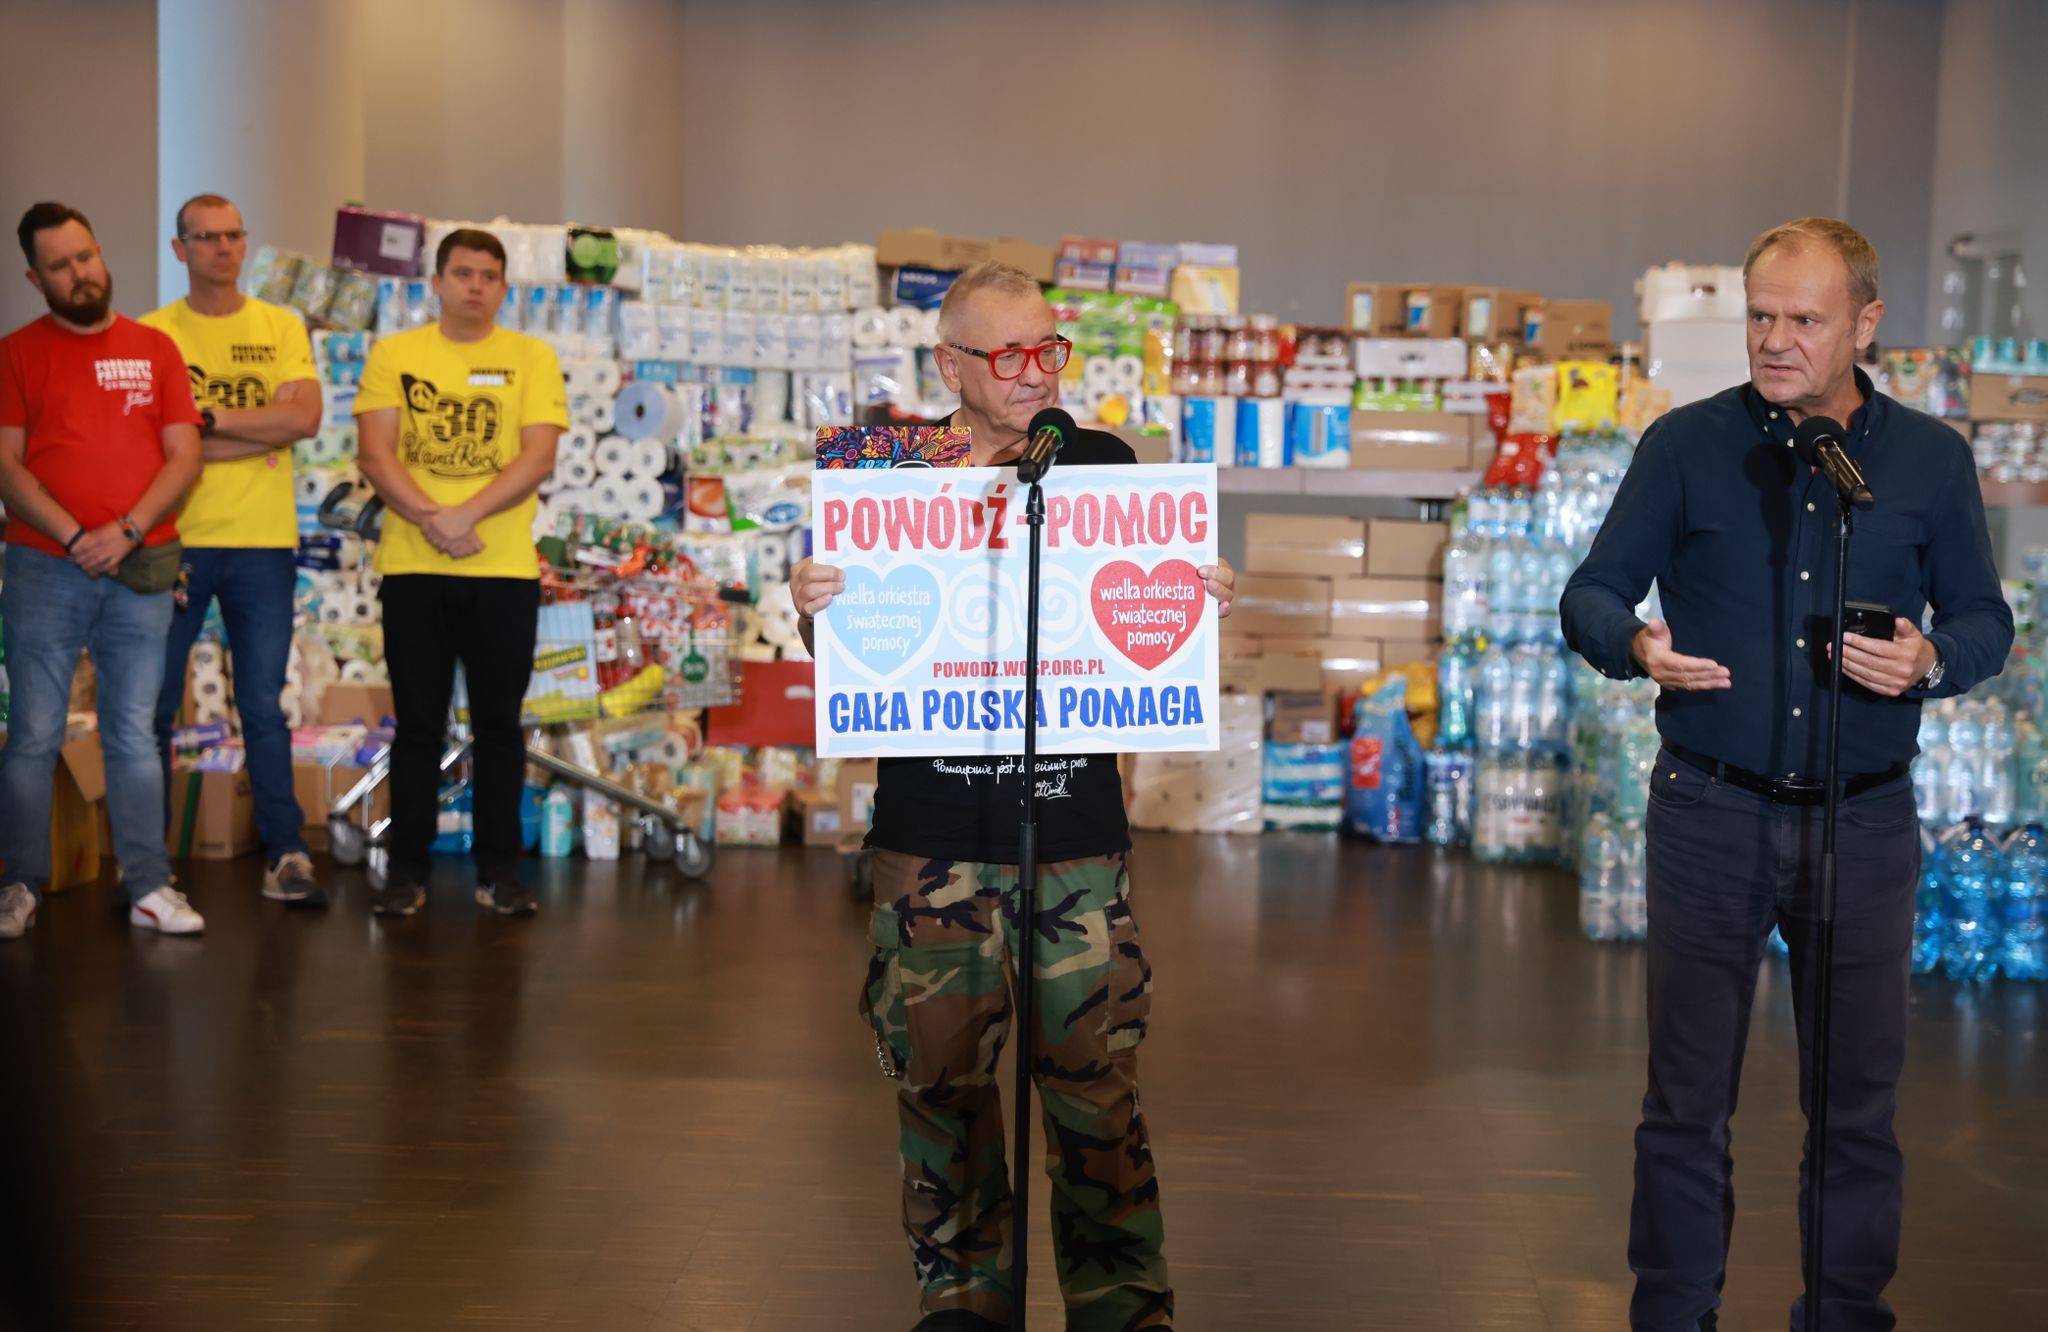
[1350,411,1476,471]
[1970,374,2048,424]
[320,682,395,727]
[1126,694,1265,835]
[40,729,107,893]
[1244,514,1367,578]
[1221,653,1324,696]
[790,789,842,847]
[1531,299,1615,357]
[168,765,260,862]
[1319,637,1384,701]
[835,758,879,853]
[1461,287,1541,342]
[293,759,387,852]
[1267,691,1336,745]
[1219,632,1263,660]
[1344,282,1402,336]
[1330,577,1442,639]
[1367,520,1450,578]
[875,228,1056,283]
[1393,283,1464,339]
[1228,574,1331,638]
[1380,638,1441,668]
[331,205,425,277]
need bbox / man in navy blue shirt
[1563,218,2011,1332]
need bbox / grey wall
[675,0,1942,340]
[0,0,160,332]
[1926,0,2048,341]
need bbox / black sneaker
[475,882,537,917]
[263,852,329,908]
[371,881,426,917]
[911,1314,1007,1332]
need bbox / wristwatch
[1917,648,1945,692]
[200,407,217,434]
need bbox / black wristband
[200,407,217,434]
[63,526,85,552]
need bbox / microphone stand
[1010,470,1046,1332]
[1804,492,1853,1332]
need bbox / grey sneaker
[372,881,426,918]
[0,882,35,940]
[262,852,328,908]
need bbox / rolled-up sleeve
[1561,420,1684,681]
[1915,433,2014,697]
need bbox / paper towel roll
[340,660,376,683]
[594,434,635,477]
[588,361,621,396]
[191,643,226,674]
[622,476,665,522]
[756,532,792,580]
[295,472,327,505]
[628,437,668,478]
[611,381,676,443]
[851,306,890,351]
[753,369,790,427]
[918,308,941,346]
[560,426,598,464]
[550,486,597,514]
[555,455,598,489]
[1111,354,1145,394]
[593,476,632,518]
[564,360,602,398]
[1083,357,1118,391]
[588,399,615,433]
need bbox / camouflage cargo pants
[860,849,1173,1330]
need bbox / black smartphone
[1842,600,1896,640]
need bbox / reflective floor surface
[1,834,2042,1329]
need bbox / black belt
[1663,742,1911,808]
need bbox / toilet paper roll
[622,476,665,523]
[593,476,633,518]
[594,434,635,477]
[295,472,327,506]
[752,369,790,427]
[550,486,597,514]
[564,360,603,398]
[342,594,376,625]
[190,670,230,712]
[628,437,669,479]
[340,660,376,683]
[850,306,890,351]
[611,381,677,443]
[1083,356,1119,391]
[758,592,802,649]
[560,426,598,465]
[555,455,598,489]
[1235,397,1286,469]
[886,306,923,348]
[918,308,941,346]
[755,532,792,581]
[588,399,615,433]
[587,361,621,396]
[1110,355,1145,394]
[190,642,226,674]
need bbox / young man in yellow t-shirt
[144,194,327,908]
[354,228,566,918]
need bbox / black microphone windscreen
[1791,415,1845,464]
[1027,406,1077,444]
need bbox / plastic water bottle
[1438,643,1476,750]
[1913,823,1953,975]
[1579,813,1621,939]
[1942,818,2005,982]
[2000,822,2048,981]
[1534,650,1571,750]
[1475,646,1514,756]
[1944,706,1985,825]
[1443,519,1487,643]
[1425,748,1475,848]
[1616,832,1648,940]
[1487,536,1525,646]
[1981,701,2017,828]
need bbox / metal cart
[327,547,738,886]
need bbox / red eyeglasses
[943,336,1073,380]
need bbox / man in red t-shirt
[0,202,204,940]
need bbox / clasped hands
[418,503,484,559]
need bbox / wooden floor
[2,834,2044,1331]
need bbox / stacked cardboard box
[1125,694,1263,834]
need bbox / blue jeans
[0,545,175,902]
[152,547,307,862]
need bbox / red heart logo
[1090,559,1207,671]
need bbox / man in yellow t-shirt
[144,193,327,908]
[354,227,566,919]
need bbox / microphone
[1018,407,1074,483]
[1791,416,1874,510]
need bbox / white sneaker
[0,883,33,940]
[130,886,205,935]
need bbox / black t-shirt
[865,421,1137,865]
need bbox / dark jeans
[1630,748,1919,1332]
[379,574,538,886]
[153,546,308,862]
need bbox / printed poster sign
[810,464,1221,758]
